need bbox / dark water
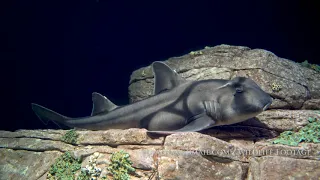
[7,1,319,131]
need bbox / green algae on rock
[300,60,320,72]
[272,115,320,146]
[47,151,82,180]
[61,129,79,144]
[107,150,135,180]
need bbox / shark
[32,61,273,135]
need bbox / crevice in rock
[129,76,152,84]
[303,85,311,100]
[78,143,163,148]
[0,137,81,149]
[242,166,249,180]
[261,70,310,93]
[203,124,280,140]
[201,155,235,163]
[0,147,68,153]
[0,136,70,144]
[0,136,55,140]
[251,155,320,161]
[37,169,48,180]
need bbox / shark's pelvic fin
[152,61,187,95]
[31,103,70,125]
[91,92,118,116]
[147,114,215,135]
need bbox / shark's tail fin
[31,103,71,126]
[32,92,118,127]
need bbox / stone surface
[247,156,320,180]
[77,128,164,146]
[129,45,320,109]
[199,110,320,141]
[1,129,320,180]
[0,129,66,140]
[241,109,320,132]
[0,137,75,152]
[164,132,250,162]
[0,149,62,180]
[302,99,320,110]
[157,150,248,180]
[252,140,320,161]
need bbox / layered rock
[1,129,319,180]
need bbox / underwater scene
[6,1,320,179]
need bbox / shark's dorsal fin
[91,92,118,116]
[152,61,187,94]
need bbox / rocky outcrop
[129,45,320,110]
[0,129,319,180]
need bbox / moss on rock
[300,60,320,72]
[107,150,135,180]
[61,129,79,144]
[47,152,82,180]
[272,114,320,146]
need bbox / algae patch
[47,150,136,180]
[272,115,320,146]
[107,150,135,180]
[300,60,320,72]
[61,129,79,144]
[47,151,82,180]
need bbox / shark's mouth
[262,102,272,111]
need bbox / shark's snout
[262,95,273,111]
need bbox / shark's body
[32,62,272,134]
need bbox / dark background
[6,1,319,131]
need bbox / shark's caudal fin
[32,92,118,126]
[31,103,70,125]
[91,92,118,116]
[152,61,187,95]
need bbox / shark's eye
[235,86,243,93]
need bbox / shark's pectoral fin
[147,115,215,135]
[91,92,118,116]
[152,61,187,95]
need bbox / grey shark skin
[32,61,272,135]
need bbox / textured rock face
[242,109,320,132]
[129,45,320,110]
[1,129,320,180]
[247,156,320,180]
[0,149,61,180]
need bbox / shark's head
[214,77,272,125]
